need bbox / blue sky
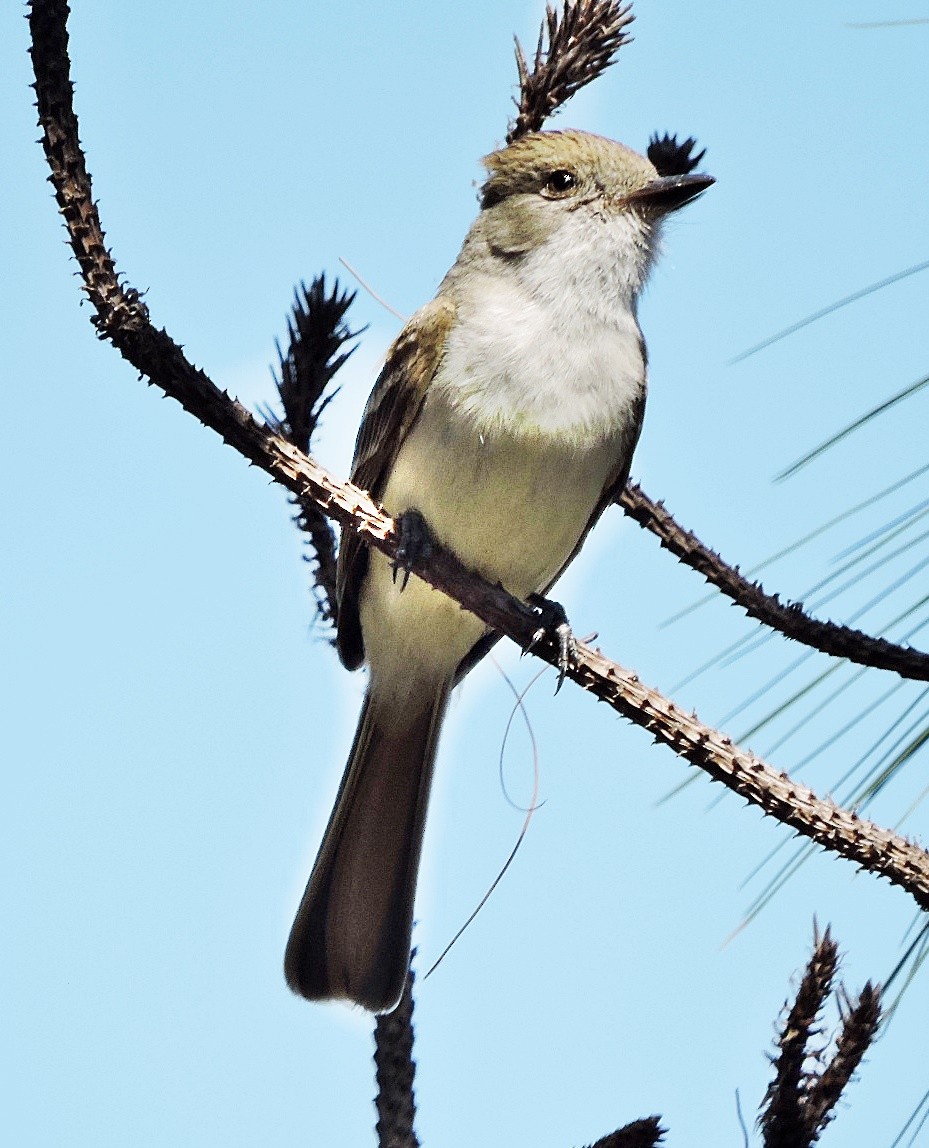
[4,3,929,1145]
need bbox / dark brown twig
[263,277,363,632]
[646,132,706,177]
[29,0,929,923]
[618,483,929,681]
[508,0,635,142]
[761,929,840,1148]
[373,961,419,1148]
[760,929,882,1148]
[583,1116,665,1148]
[267,278,360,458]
[803,982,881,1140]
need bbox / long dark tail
[284,681,448,1012]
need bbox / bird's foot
[526,594,576,692]
[392,508,434,591]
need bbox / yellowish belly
[358,396,620,692]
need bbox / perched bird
[285,129,712,1011]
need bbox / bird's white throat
[435,205,655,441]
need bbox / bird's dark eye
[541,169,577,198]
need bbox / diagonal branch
[619,483,929,681]
[29,0,929,920]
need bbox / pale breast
[434,272,645,438]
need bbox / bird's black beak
[626,172,715,213]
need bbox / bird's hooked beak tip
[625,172,715,214]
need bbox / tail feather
[284,682,448,1012]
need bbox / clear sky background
[4,3,929,1145]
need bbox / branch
[371,958,667,1148]
[373,962,419,1148]
[760,928,840,1147]
[263,277,364,633]
[760,929,882,1148]
[805,982,881,1140]
[646,133,706,177]
[583,1117,665,1148]
[30,0,929,920]
[508,0,635,142]
[619,483,929,680]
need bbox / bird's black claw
[526,594,577,691]
[392,508,434,592]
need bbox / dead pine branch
[263,277,364,632]
[619,483,929,682]
[374,961,420,1148]
[508,0,635,142]
[371,956,667,1148]
[272,276,929,683]
[646,132,706,177]
[760,928,882,1148]
[368,933,883,1148]
[582,1116,666,1148]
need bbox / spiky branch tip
[647,132,706,177]
[759,929,882,1148]
[509,0,635,143]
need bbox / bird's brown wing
[452,385,647,684]
[336,297,457,670]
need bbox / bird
[284,128,713,1012]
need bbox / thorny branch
[373,961,666,1148]
[374,964,419,1148]
[508,0,635,142]
[264,278,363,633]
[29,0,929,942]
[582,1117,665,1148]
[760,928,882,1148]
[370,930,882,1148]
[646,132,706,176]
[619,483,929,681]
